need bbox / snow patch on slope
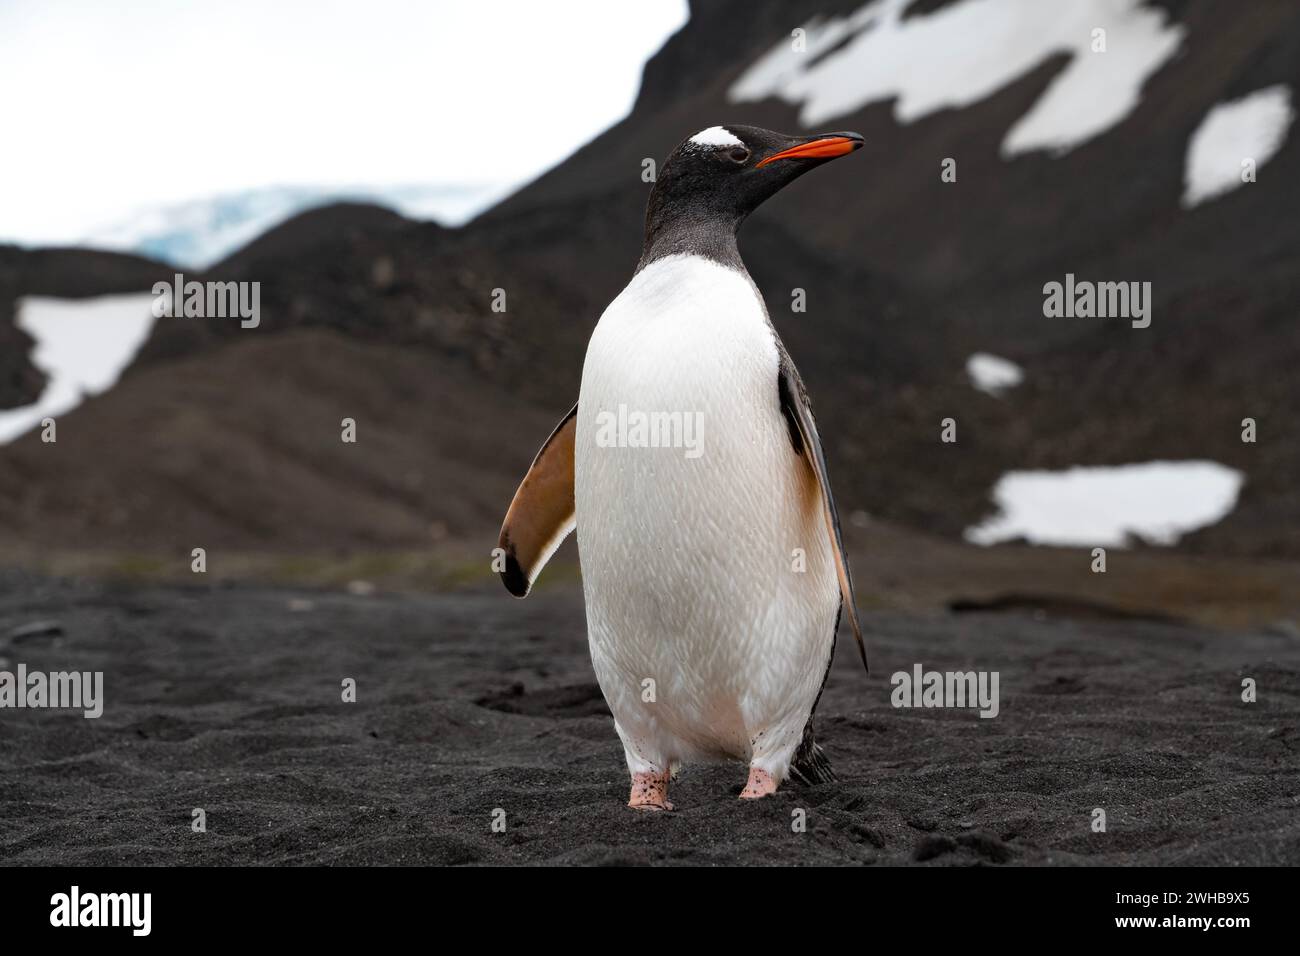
[0,294,158,444]
[1183,85,1294,207]
[729,0,1184,158]
[966,353,1023,395]
[964,461,1244,548]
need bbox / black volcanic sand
[0,571,1297,866]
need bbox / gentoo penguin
[498,124,866,809]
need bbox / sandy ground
[0,569,1297,866]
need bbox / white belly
[574,254,839,779]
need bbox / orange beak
[755,135,861,168]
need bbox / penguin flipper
[777,359,868,673]
[497,402,578,597]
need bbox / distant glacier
[77,182,514,270]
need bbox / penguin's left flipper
[778,359,868,673]
[497,402,578,597]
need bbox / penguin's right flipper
[777,358,868,673]
[497,402,578,597]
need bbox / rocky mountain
[1,0,1297,559]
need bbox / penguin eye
[727,146,750,164]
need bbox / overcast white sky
[0,0,688,245]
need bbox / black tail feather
[789,724,836,785]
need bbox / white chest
[579,254,779,408]
[574,255,786,547]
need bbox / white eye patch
[688,126,744,148]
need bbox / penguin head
[647,124,864,231]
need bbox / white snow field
[964,461,1245,548]
[729,0,1184,157]
[966,352,1024,396]
[1183,84,1295,207]
[0,294,158,444]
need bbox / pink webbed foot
[739,766,778,800]
[628,770,673,811]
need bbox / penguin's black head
[645,125,863,242]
